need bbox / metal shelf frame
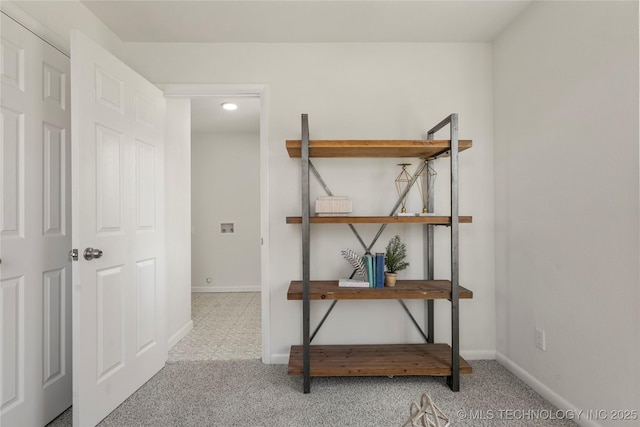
[297,113,462,393]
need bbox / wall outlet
[535,328,546,351]
[205,277,212,284]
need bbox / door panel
[1,13,72,426]
[1,276,24,412]
[0,106,24,239]
[43,122,66,236]
[95,124,124,234]
[95,265,125,382]
[71,29,166,427]
[42,267,65,386]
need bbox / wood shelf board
[286,139,472,158]
[286,215,472,224]
[287,280,473,300]
[288,344,472,377]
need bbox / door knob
[83,248,103,261]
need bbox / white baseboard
[270,353,290,365]
[496,352,603,427]
[192,285,261,293]
[167,320,193,350]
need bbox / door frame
[160,83,270,363]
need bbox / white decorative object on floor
[401,393,450,427]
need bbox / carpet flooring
[49,359,577,426]
[48,293,577,426]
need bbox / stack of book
[315,196,352,216]
[339,252,386,288]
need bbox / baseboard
[270,353,290,365]
[496,352,603,427]
[167,320,193,350]
[192,285,261,293]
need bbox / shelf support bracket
[310,300,338,343]
[397,300,429,342]
[309,157,428,254]
[366,160,429,252]
[309,161,368,252]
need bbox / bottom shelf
[288,343,472,377]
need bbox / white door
[70,30,166,427]
[1,14,72,426]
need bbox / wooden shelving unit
[285,139,472,158]
[288,344,473,377]
[287,280,473,301]
[287,114,472,393]
[286,216,472,224]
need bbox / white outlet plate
[535,328,546,351]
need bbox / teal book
[375,253,385,288]
[363,254,374,287]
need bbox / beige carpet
[49,293,578,426]
[50,359,577,427]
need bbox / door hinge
[68,249,79,262]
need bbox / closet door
[1,13,72,426]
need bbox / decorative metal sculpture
[395,163,413,215]
[402,393,450,427]
[341,249,368,282]
[416,159,437,215]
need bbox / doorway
[190,96,261,293]
[161,84,270,364]
[171,95,263,361]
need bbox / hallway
[169,292,261,361]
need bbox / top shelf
[286,139,472,158]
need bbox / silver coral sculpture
[341,249,368,282]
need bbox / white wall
[493,1,639,424]
[123,42,496,362]
[191,131,261,292]
[165,98,193,348]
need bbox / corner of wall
[1,0,124,58]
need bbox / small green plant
[384,235,409,273]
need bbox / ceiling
[190,96,260,134]
[81,0,532,43]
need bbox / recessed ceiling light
[221,102,238,111]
